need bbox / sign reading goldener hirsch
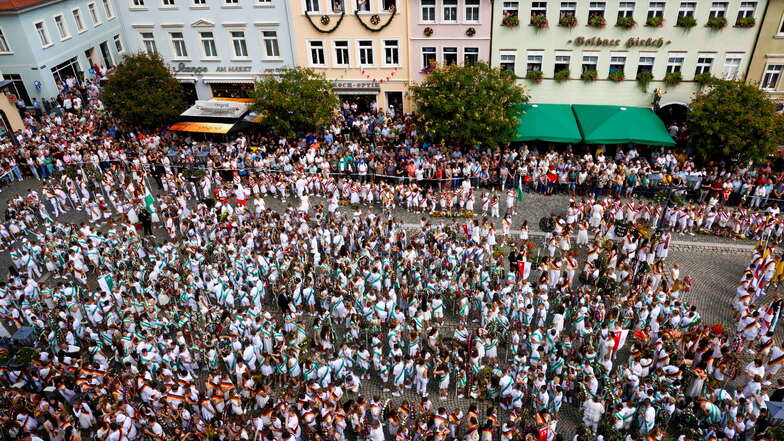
[570,37,670,48]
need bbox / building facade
[289,0,410,113]
[0,0,126,101]
[747,0,784,102]
[408,0,493,83]
[491,0,767,109]
[117,0,297,101]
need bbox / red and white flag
[612,329,629,351]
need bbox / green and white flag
[517,176,525,202]
[98,273,114,295]
[144,188,156,214]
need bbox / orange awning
[209,97,254,104]
[169,122,235,134]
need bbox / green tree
[410,62,528,147]
[101,52,184,127]
[250,67,339,136]
[688,78,784,162]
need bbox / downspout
[406,0,413,111]
[282,0,297,67]
[489,0,494,66]
[744,0,771,82]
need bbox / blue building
[116,0,297,101]
[0,0,126,102]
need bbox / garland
[304,8,346,33]
[354,7,396,32]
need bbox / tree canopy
[101,52,185,127]
[688,78,784,162]
[250,67,339,136]
[410,62,528,147]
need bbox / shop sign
[331,81,381,89]
[172,63,253,74]
[570,37,670,48]
[216,66,252,72]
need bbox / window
[464,47,479,65]
[162,0,175,5]
[383,40,399,66]
[114,34,123,53]
[102,0,115,18]
[382,0,395,11]
[647,1,664,18]
[0,28,11,53]
[503,2,519,17]
[738,2,756,19]
[666,54,684,73]
[531,1,546,16]
[708,2,727,18]
[609,54,626,73]
[618,2,634,18]
[422,0,436,22]
[141,32,157,54]
[554,51,570,72]
[762,64,783,90]
[582,52,598,72]
[465,0,480,21]
[132,0,144,6]
[231,31,248,57]
[677,2,695,19]
[54,15,70,40]
[780,14,784,34]
[72,9,86,32]
[34,22,52,47]
[225,0,239,4]
[193,0,206,4]
[170,32,187,58]
[527,50,543,71]
[262,30,280,58]
[560,2,575,18]
[723,54,741,80]
[443,0,458,21]
[500,50,516,72]
[444,47,458,65]
[356,0,369,11]
[695,55,713,75]
[588,2,605,18]
[200,31,217,57]
[358,40,373,65]
[309,41,325,65]
[637,54,654,74]
[334,40,349,65]
[88,3,101,24]
[4,74,30,106]
[422,47,437,69]
[306,0,319,12]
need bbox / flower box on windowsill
[608,70,625,82]
[645,16,663,27]
[706,16,727,30]
[636,71,653,91]
[616,16,636,29]
[694,72,714,87]
[559,15,577,27]
[664,71,682,86]
[587,15,606,28]
[554,69,570,82]
[526,69,543,83]
[735,16,756,28]
[502,15,520,27]
[581,69,597,82]
[530,14,548,29]
[676,15,697,29]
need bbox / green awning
[512,103,582,143]
[572,104,676,146]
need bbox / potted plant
[608,70,625,82]
[646,15,663,27]
[676,15,697,28]
[502,14,520,27]
[526,69,544,83]
[581,69,598,82]
[694,72,713,87]
[554,69,570,82]
[530,14,549,28]
[424,26,434,36]
[559,15,578,27]
[664,71,682,86]
[735,16,756,27]
[636,71,653,91]
[616,16,636,29]
[587,15,606,27]
[706,16,727,29]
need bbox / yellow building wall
[747,0,784,101]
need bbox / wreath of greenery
[305,8,346,33]
[355,8,396,32]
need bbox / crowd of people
[1,79,784,441]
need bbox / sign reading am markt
[570,37,670,48]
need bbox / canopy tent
[168,97,259,135]
[512,103,582,143]
[571,104,676,146]
[168,122,236,134]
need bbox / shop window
[422,47,437,69]
[444,47,458,65]
[464,47,479,65]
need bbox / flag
[144,187,155,214]
[517,260,532,281]
[612,329,629,351]
[517,177,525,202]
[98,274,114,295]
[538,426,548,441]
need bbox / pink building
[408,0,493,83]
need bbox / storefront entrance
[180,82,198,105]
[209,83,254,99]
[338,93,377,114]
[385,91,403,115]
[51,57,83,87]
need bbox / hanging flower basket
[423,26,434,36]
[706,16,727,29]
[735,16,756,28]
[587,15,606,28]
[616,16,636,29]
[530,14,549,28]
[559,15,577,27]
[465,27,476,37]
[320,15,331,25]
[636,71,653,91]
[646,16,663,27]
